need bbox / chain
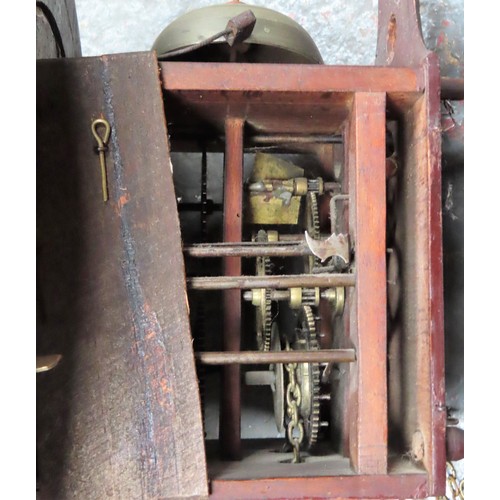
[285,358,304,463]
[436,462,464,500]
[446,462,464,500]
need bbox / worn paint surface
[37,52,208,498]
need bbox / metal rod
[440,77,464,101]
[248,134,342,144]
[185,241,313,258]
[243,290,290,301]
[324,181,340,192]
[169,137,341,155]
[187,273,355,290]
[242,289,336,302]
[279,233,306,242]
[157,28,231,60]
[196,349,357,365]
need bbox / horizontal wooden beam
[159,62,423,94]
[210,473,428,499]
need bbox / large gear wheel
[292,305,321,450]
[305,192,321,272]
[254,230,273,351]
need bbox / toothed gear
[254,230,273,351]
[307,178,322,193]
[305,192,321,272]
[293,305,321,450]
[301,288,319,307]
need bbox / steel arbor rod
[440,77,464,101]
[196,349,357,365]
[187,274,355,290]
[249,134,342,144]
[185,241,313,258]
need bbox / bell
[152,2,323,64]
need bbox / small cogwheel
[305,192,321,272]
[254,230,273,351]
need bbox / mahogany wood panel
[210,473,428,499]
[425,52,446,496]
[346,92,388,474]
[37,52,208,499]
[220,117,245,460]
[160,63,423,93]
[394,53,445,495]
[160,63,424,137]
[376,1,445,495]
[376,0,429,67]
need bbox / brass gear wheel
[305,192,321,272]
[254,230,273,351]
[292,305,321,450]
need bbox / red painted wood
[346,92,388,474]
[210,473,428,499]
[160,62,423,94]
[375,0,429,67]
[388,53,445,496]
[424,52,446,495]
[220,117,245,460]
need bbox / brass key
[91,118,111,202]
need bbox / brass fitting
[289,287,303,309]
[293,177,308,196]
[322,287,345,316]
[267,230,279,242]
[251,288,265,307]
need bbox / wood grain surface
[346,92,388,475]
[37,52,208,499]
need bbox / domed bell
[152,2,323,64]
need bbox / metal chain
[446,462,464,500]
[285,358,304,463]
[436,462,464,500]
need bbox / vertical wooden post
[426,54,446,494]
[347,92,388,474]
[220,117,244,460]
